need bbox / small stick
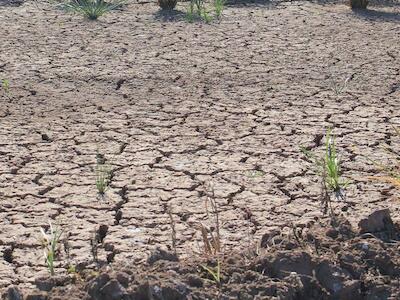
[167,204,177,255]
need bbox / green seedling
[201,8,212,23]
[201,259,221,285]
[67,264,76,274]
[95,163,111,195]
[191,0,203,13]
[61,0,124,20]
[1,79,10,93]
[301,129,349,216]
[214,0,225,18]
[40,221,62,276]
[186,1,195,22]
[186,0,213,23]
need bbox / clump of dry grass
[196,182,223,286]
[199,182,221,256]
[39,222,63,276]
[367,126,400,189]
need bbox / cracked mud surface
[0,0,399,294]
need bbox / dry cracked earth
[0,0,400,296]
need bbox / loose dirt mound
[4,212,400,299]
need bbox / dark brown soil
[0,0,399,298]
[4,213,400,299]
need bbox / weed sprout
[62,0,124,20]
[301,129,349,216]
[95,164,111,195]
[40,222,62,276]
[214,0,225,18]
[1,79,10,93]
[201,260,221,285]
[186,0,213,23]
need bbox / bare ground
[0,0,399,298]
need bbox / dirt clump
[4,212,400,300]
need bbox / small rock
[244,270,259,282]
[315,260,351,296]
[116,272,130,288]
[104,243,115,252]
[339,280,361,300]
[358,209,393,234]
[326,228,339,239]
[41,133,51,142]
[147,247,179,265]
[86,273,111,299]
[4,286,22,300]
[186,274,203,287]
[100,279,126,300]
[269,251,313,279]
[25,294,47,300]
[35,275,71,292]
[260,227,281,248]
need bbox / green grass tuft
[62,0,124,20]
[301,129,349,216]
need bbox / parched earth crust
[0,0,399,298]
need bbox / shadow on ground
[153,8,187,21]
[352,7,400,22]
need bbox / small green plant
[95,163,111,195]
[202,8,212,23]
[201,259,221,285]
[186,1,195,22]
[95,151,113,196]
[40,222,62,276]
[158,0,177,10]
[62,0,124,20]
[301,129,349,216]
[186,0,213,23]
[67,264,76,274]
[1,79,10,93]
[213,0,225,18]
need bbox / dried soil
[0,0,400,298]
[5,214,400,299]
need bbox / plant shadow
[225,0,276,8]
[154,8,187,21]
[0,0,23,6]
[351,7,400,22]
